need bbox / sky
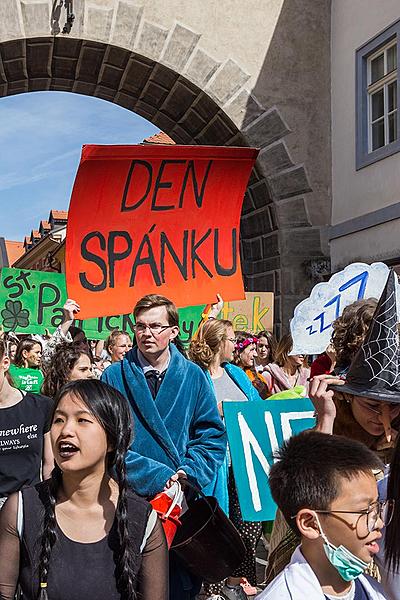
[0,91,158,241]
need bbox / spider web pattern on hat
[362,288,400,386]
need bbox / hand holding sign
[62,299,80,322]
[0,268,204,343]
[325,343,336,366]
[66,145,258,320]
[209,294,224,319]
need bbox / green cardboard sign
[0,268,204,342]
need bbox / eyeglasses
[355,398,400,416]
[134,323,172,336]
[314,500,394,533]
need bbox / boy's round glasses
[314,499,395,533]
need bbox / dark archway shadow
[242,0,332,333]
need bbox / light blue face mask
[314,514,370,582]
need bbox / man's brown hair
[133,294,179,327]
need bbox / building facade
[11,210,68,272]
[0,0,332,333]
[330,1,400,273]
[1,1,399,327]
[0,239,24,268]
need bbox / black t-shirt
[0,392,53,496]
[18,484,157,600]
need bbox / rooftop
[142,131,176,145]
[49,209,68,221]
[0,240,24,267]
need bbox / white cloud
[35,148,79,170]
[0,168,67,192]
[0,90,158,239]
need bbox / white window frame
[367,41,397,152]
[356,19,400,170]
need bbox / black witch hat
[332,269,400,402]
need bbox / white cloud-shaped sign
[290,262,400,356]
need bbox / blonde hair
[105,330,131,354]
[189,319,232,370]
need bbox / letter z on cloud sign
[66,145,258,320]
[224,399,315,522]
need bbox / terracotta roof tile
[40,220,51,230]
[50,209,68,220]
[5,240,24,265]
[142,131,175,145]
[31,230,40,239]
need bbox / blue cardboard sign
[224,399,315,521]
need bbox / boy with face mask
[257,431,390,600]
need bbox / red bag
[150,481,183,547]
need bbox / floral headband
[235,336,258,350]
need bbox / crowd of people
[0,271,400,600]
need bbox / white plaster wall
[15,0,284,87]
[331,218,400,270]
[131,0,285,89]
[331,1,400,225]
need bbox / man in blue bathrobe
[102,293,227,599]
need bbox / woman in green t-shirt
[9,338,44,393]
[0,339,53,506]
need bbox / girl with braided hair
[0,379,168,600]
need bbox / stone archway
[0,0,331,333]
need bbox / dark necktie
[145,370,166,399]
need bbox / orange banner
[66,144,258,320]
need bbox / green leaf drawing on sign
[0,268,205,340]
[1,299,30,329]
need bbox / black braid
[37,466,62,599]
[114,449,137,600]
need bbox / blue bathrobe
[101,344,227,497]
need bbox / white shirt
[137,348,171,375]
[256,546,386,600]
[325,583,355,600]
